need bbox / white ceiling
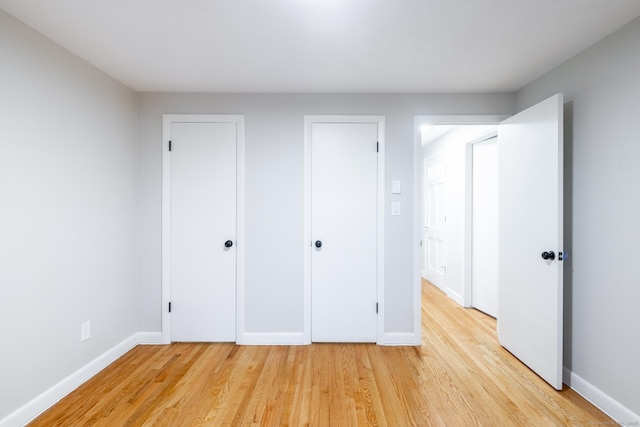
[2,0,640,93]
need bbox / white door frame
[304,116,385,345]
[161,114,245,344]
[413,115,507,334]
[469,134,499,316]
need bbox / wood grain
[29,281,612,426]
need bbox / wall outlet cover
[81,321,90,342]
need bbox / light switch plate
[391,202,401,215]
[392,180,401,194]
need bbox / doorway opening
[414,117,503,323]
[414,94,565,390]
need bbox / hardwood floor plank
[28,281,614,426]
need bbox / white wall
[137,94,514,339]
[0,9,138,421]
[517,17,640,420]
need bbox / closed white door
[471,137,498,317]
[498,94,564,389]
[310,121,379,342]
[424,156,446,289]
[169,121,237,342]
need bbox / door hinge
[376,302,379,314]
[169,140,172,151]
[168,302,172,313]
[376,141,379,152]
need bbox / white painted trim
[463,142,474,308]
[0,333,144,427]
[563,367,640,425]
[136,332,164,345]
[303,115,385,345]
[161,114,245,344]
[382,333,421,346]
[376,119,386,346]
[412,118,424,345]
[446,288,464,307]
[235,118,247,344]
[239,332,307,345]
[303,118,312,344]
[161,116,171,344]
[418,115,510,126]
[463,133,499,308]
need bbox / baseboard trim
[0,333,152,427]
[564,367,639,424]
[446,288,464,306]
[381,332,420,346]
[135,332,164,345]
[237,332,308,345]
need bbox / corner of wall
[0,333,162,427]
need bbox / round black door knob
[541,251,555,260]
[315,240,322,248]
[225,240,233,248]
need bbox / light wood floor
[30,281,611,426]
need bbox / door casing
[161,114,245,344]
[303,115,385,345]
[471,136,499,317]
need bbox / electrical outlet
[81,321,90,342]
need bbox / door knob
[315,240,322,248]
[541,251,555,261]
[225,240,233,248]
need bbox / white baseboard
[564,367,640,424]
[381,332,420,346]
[0,333,155,427]
[135,332,164,345]
[238,332,421,346]
[237,332,308,345]
[446,288,464,306]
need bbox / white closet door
[170,121,237,342]
[311,122,379,342]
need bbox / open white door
[498,94,564,389]
[423,156,446,289]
